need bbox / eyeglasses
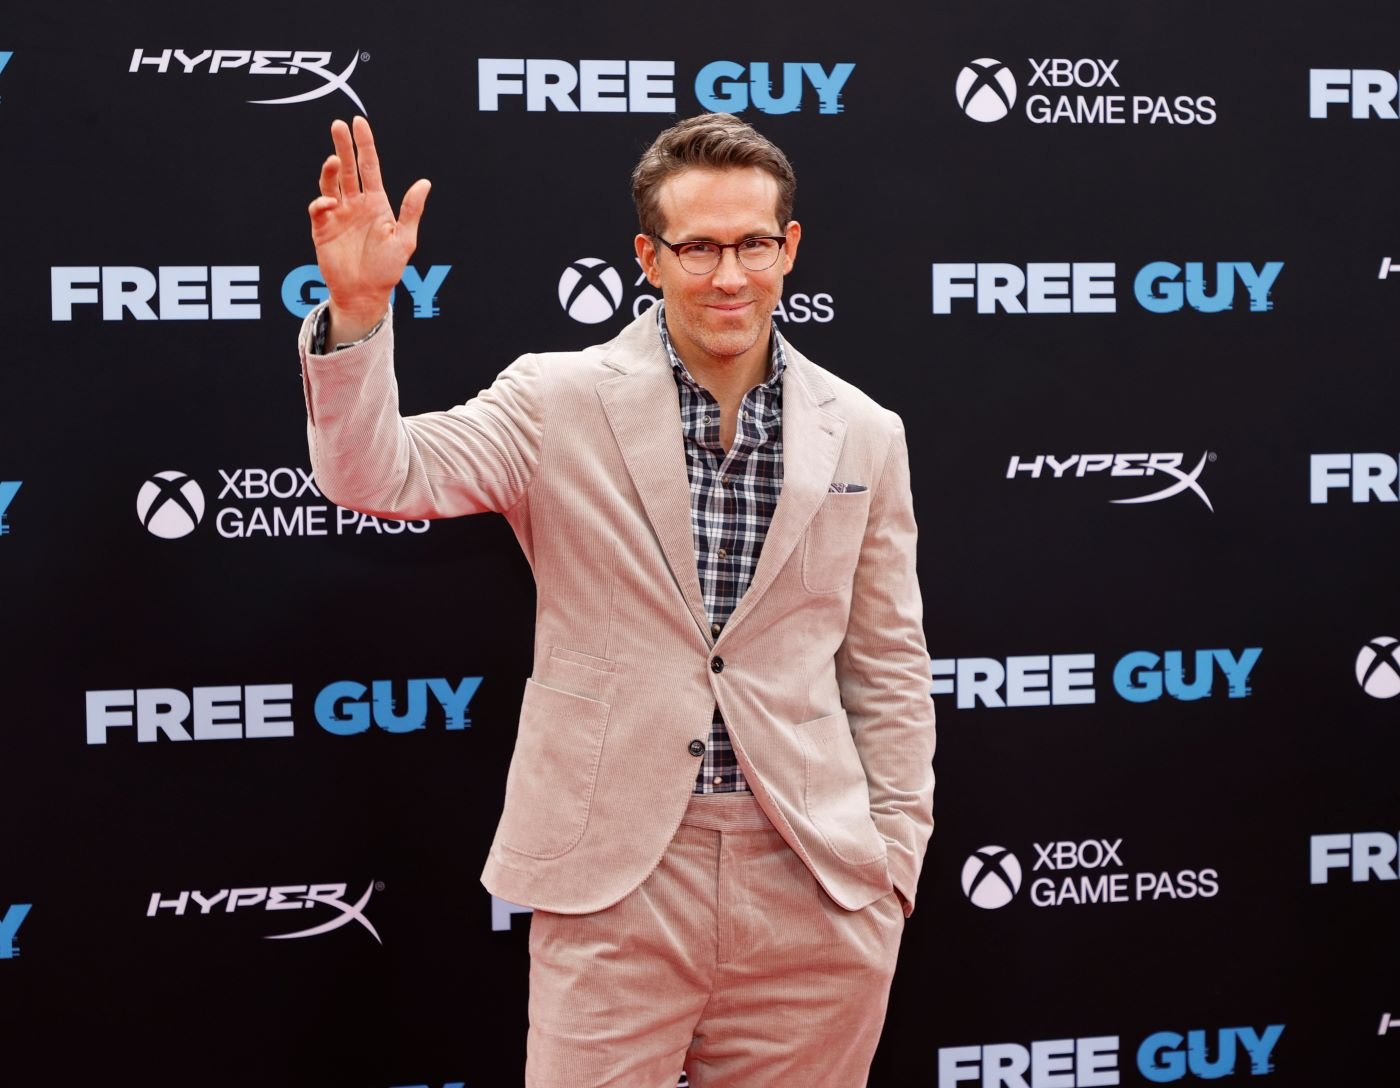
[654,234,787,275]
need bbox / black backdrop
[3,1,1398,1084]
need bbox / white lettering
[85,685,295,743]
[933,262,1116,314]
[1310,453,1400,503]
[930,655,1096,709]
[937,1036,1121,1088]
[478,58,675,112]
[51,266,259,321]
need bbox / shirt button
[689,739,706,757]
[713,776,723,786]
[711,657,725,673]
[711,622,722,637]
[717,548,727,559]
[701,416,710,425]
[721,475,730,486]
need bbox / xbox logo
[956,59,1017,123]
[962,845,1022,909]
[136,470,205,540]
[1356,636,1400,699]
[559,258,624,324]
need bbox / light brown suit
[298,303,935,920]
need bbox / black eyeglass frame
[652,234,788,274]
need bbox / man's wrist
[326,300,390,346]
[311,304,387,355]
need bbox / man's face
[635,166,801,372]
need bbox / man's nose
[712,247,747,290]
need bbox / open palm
[307,116,431,340]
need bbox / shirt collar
[655,303,787,392]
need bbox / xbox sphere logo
[136,470,205,540]
[962,845,1022,909]
[1356,636,1400,699]
[957,59,1017,123]
[559,258,624,324]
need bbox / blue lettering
[0,480,20,534]
[1237,1025,1284,1074]
[1236,261,1283,312]
[1183,263,1234,313]
[1137,1026,1284,1081]
[695,61,747,111]
[748,62,803,115]
[428,677,482,730]
[1115,648,1261,702]
[1214,647,1262,698]
[1135,261,1283,314]
[694,61,854,115]
[399,264,452,318]
[1138,1031,1186,1082]
[280,264,329,319]
[317,678,482,733]
[0,903,32,959]
[1134,261,1183,312]
[389,1083,465,1088]
[1186,1027,1236,1078]
[372,678,429,733]
[1113,651,1162,702]
[801,62,855,114]
[282,264,452,319]
[1163,649,1214,701]
[316,680,371,735]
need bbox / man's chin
[695,330,764,362]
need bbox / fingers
[318,155,339,200]
[396,178,432,252]
[329,119,360,198]
[313,119,420,251]
[307,194,339,229]
[352,116,385,194]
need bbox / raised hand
[308,116,431,344]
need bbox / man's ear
[781,219,802,275]
[635,233,662,288]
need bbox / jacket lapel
[596,315,711,642]
[595,313,846,644]
[722,349,846,635]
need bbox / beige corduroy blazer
[299,304,935,917]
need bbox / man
[300,112,935,1087]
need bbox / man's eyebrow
[674,230,780,243]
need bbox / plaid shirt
[656,304,787,794]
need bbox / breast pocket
[802,490,871,594]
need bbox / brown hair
[631,113,796,237]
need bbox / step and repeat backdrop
[2,0,1397,1084]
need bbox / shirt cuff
[311,307,388,354]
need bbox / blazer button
[711,657,725,673]
[688,739,706,757]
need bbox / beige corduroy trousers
[526,792,906,1088]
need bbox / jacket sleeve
[834,418,936,916]
[298,302,544,519]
